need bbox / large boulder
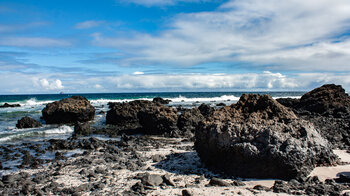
[106,100,178,135]
[298,84,350,115]
[16,116,42,129]
[277,84,350,149]
[195,94,337,180]
[42,96,95,124]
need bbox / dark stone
[153,97,171,104]
[73,122,91,136]
[334,174,350,183]
[208,177,231,187]
[182,189,193,196]
[106,100,178,135]
[216,103,226,107]
[42,96,95,124]
[253,185,270,191]
[195,94,337,180]
[198,104,215,116]
[16,116,42,129]
[0,103,21,108]
[277,84,350,150]
[177,108,204,134]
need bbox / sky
[1,0,350,94]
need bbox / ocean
[0,92,304,144]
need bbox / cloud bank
[95,0,350,71]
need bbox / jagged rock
[198,104,215,117]
[277,84,350,149]
[298,84,350,115]
[107,100,178,135]
[177,108,204,133]
[73,122,91,136]
[195,94,338,180]
[0,103,21,108]
[42,96,95,124]
[153,97,171,104]
[16,116,42,129]
[272,176,346,195]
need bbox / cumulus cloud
[110,72,299,90]
[34,78,64,90]
[0,37,71,47]
[94,0,350,71]
[75,20,104,29]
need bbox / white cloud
[94,0,350,71]
[133,71,144,75]
[34,78,64,90]
[111,72,298,90]
[0,37,71,47]
[94,84,103,89]
[75,20,104,29]
[1,71,350,94]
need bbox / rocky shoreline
[1,84,350,195]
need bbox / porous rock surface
[195,94,338,180]
[277,84,350,149]
[106,100,178,135]
[16,116,42,129]
[42,96,95,124]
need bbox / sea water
[0,92,304,144]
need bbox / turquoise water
[0,92,304,144]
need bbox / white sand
[11,138,350,195]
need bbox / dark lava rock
[253,185,270,191]
[195,94,338,180]
[216,103,226,107]
[0,103,21,108]
[42,96,95,124]
[177,108,204,134]
[198,104,215,117]
[277,84,350,149]
[16,116,42,129]
[298,84,350,115]
[107,100,178,135]
[272,176,346,195]
[73,122,91,136]
[208,177,231,187]
[182,189,193,196]
[153,97,171,104]
[334,174,350,183]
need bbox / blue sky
[1,0,350,94]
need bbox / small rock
[209,177,231,187]
[141,173,163,186]
[182,189,193,196]
[162,174,175,186]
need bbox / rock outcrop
[152,97,171,104]
[16,116,42,129]
[195,94,337,180]
[277,84,350,149]
[0,103,21,108]
[106,100,178,135]
[42,96,95,124]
